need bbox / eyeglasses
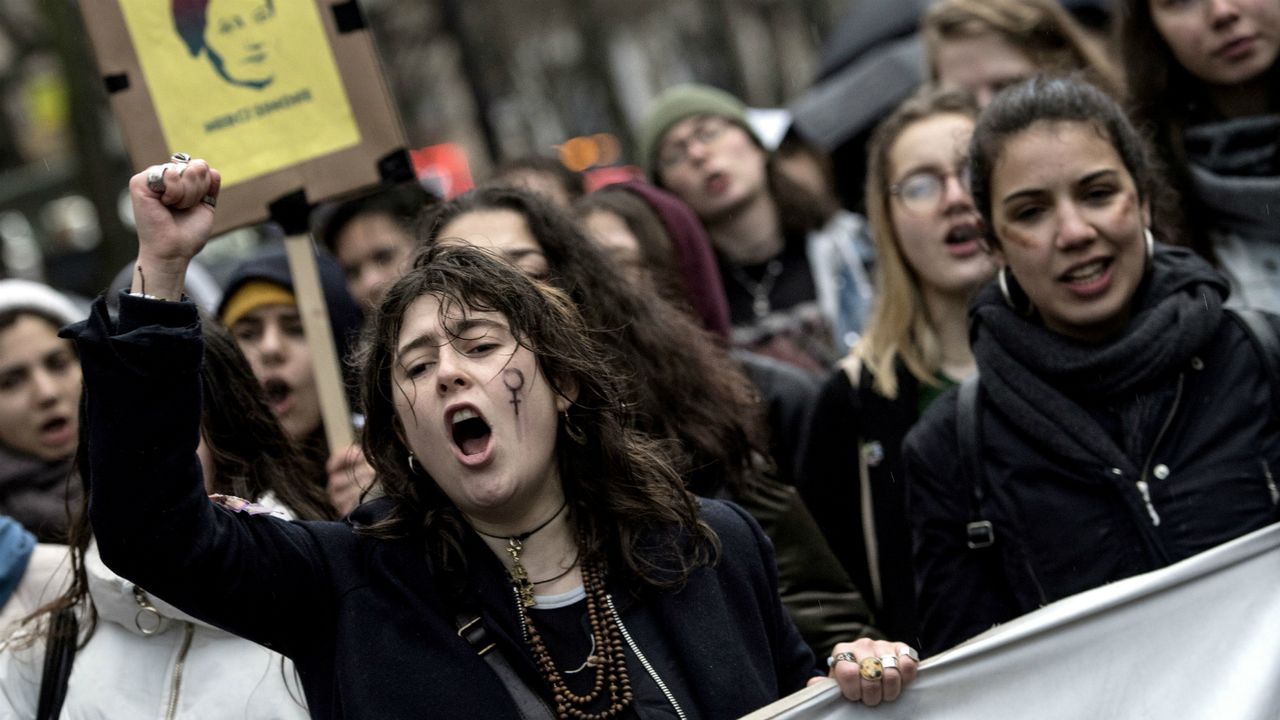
[658,117,730,170]
[889,164,972,216]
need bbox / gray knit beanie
[636,84,761,182]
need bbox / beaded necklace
[475,502,635,718]
[517,560,634,720]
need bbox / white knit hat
[0,279,84,326]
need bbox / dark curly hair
[356,244,717,589]
[418,186,767,497]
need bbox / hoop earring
[1145,227,1155,264]
[407,453,419,473]
[562,410,588,446]
[997,267,1034,317]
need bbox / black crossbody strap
[36,607,78,720]
[456,613,555,720]
[958,375,995,550]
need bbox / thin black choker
[532,551,580,586]
[473,500,568,543]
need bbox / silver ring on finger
[897,646,920,663]
[146,166,167,194]
[169,152,191,164]
[879,655,898,671]
[828,651,857,669]
[201,194,217,208]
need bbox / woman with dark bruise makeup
[904,77,1280,656]
[64,159,919,719]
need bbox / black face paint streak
[503,368,525,418]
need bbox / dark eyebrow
[1077,169,1120,185]
[395,318,507,365]
[1001,168,1120,207]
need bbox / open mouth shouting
[944,222,984,257]
[38,414,74,450]
[447,404,494,468]
[262,378,294,415]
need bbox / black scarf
[970,245,1228,471]
[1184,114,1280,242]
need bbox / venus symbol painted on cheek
[503,368,525,418]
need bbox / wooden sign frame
[78,0,412,455]
[79,0,411,237]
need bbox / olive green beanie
[636,84,761,182]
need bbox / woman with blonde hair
[799,86,993,644]
[921,0,1124,106]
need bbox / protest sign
[745,522,1280,719]
[80,0,409,235]
[80,0,412,451]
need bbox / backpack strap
[958,375,995,550]
[1228,308,1280,411]
[455,612,555,720]
[36,607,78,720]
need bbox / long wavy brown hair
[419,186,767,497]
[356,244,718,590]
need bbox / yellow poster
[118,0,361,187]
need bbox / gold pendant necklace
[505,537,537,608]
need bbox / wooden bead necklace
[517,560,634,720]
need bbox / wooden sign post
[79,0,411,452]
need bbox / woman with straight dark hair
[0,320,329,718]
[1117,0,1279,307]
[0,281,83,544]
[64,159,918,718]
[905,76,1280,656]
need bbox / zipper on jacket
[1135,373,1185,527]
[1264,459,1279,506]
[605,594,687,720]
[165,623,195,720]
[1135,481,1161,526]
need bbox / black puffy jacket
[904,306,1280,656]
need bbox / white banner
[746,522,1280,719]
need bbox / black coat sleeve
[902,391,1016,656]
[716,500,819,694]
[795,369,872,602]
[66,293,337,658]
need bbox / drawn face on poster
[173,0,278,90]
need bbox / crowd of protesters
[0,0,1276,717]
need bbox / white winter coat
[0,540,310,719]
